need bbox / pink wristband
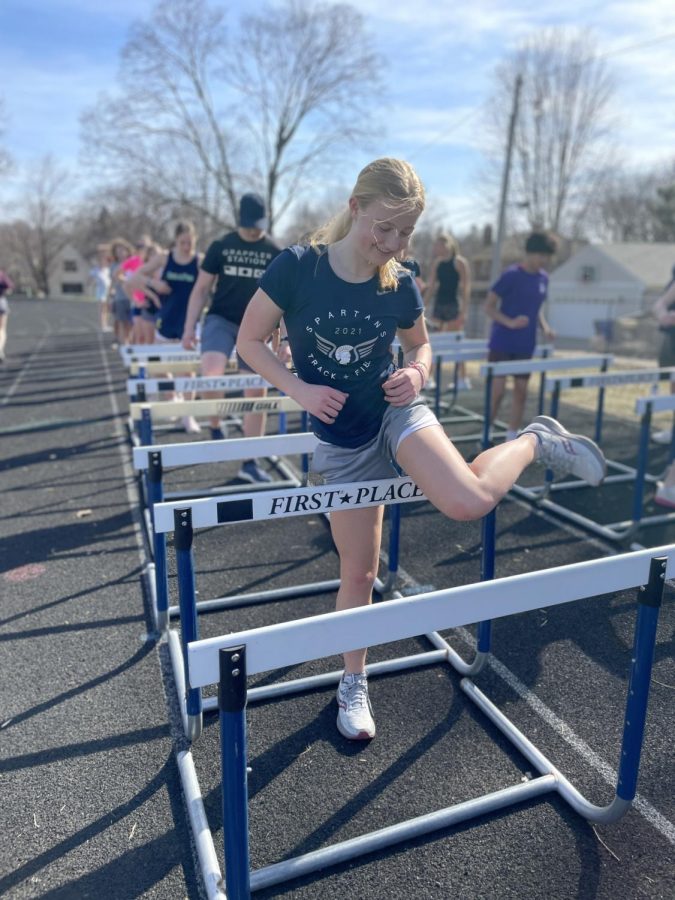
[406,361,427,390]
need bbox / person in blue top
[485,231,557,441]
[237,158,606,742]
[127,221,203,434]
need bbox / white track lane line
[97,332,221,898]
[1,330,50,407]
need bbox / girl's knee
[339,568,378,594]
[435,488,494,522]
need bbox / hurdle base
[168,578,342,618]
[249,774,558,892]
[187,713,203,742]
[169,630,203,740]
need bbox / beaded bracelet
[406,361,427,390]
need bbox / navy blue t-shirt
[260,245,424,448]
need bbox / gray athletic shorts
[658,331,675,368]
[310,398,439,484]
[112,296,131,323]
[201,314,253,372]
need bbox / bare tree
[483,29,617,234]
[229,0,381,226]
[650,181,675,242]
[588,160,675,242]
[5,156,73,295]
[80,0,382,232]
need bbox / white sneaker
[457,377,472,391]
[652,429,673,445]
[336,672,376,740]
[182,415,201,434]
[654,481,675,508]
[521,415,607,486]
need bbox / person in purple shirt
[485,231,557,440]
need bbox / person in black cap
[182,193,282,482]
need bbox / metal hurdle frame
[153,477,443,740]
[424,341,556,436]
[134,432,318,633]
[478,354,613,449]
[511,368,675,541]
[185,545,671,900]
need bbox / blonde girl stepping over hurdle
[237,157,607,742]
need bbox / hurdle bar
[154,476,437,740]
[120,341,202,357]
[510,369,675,541]
[130,395,303,447]
[135,432,318,631]
[129,359,239,377]
[187,547,670,899]
[126,372,270,403]
[122,350,202,367]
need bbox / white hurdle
[134,432,319,631]
[153,475,429,740]
[187,545,672,899]
[510,368,675,540]
[131,394,305,447]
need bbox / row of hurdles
[116,336,675,897]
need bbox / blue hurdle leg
[616,556,665,803]
[594,357,610,445]
[630,407,652,527]
[434,356,442,416]
[174,508,203,741]
[219,646,251,900]
[482,368,493,448]
[476,510,496,653]
[147,452,169,631]
[383,502,402,593]
[139,406,153,447]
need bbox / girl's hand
[296,382,348,424]
[182,330,197,350]
[277,340,293,366]
[510,314,529,329]
[382,366,423,406]
[151,278,171,295]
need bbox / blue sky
[3,0,675,232]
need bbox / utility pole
[490,73,523,284]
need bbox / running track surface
[1,298,673,900]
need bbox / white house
[547,243,675,340]
[49,244,91,300]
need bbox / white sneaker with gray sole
[336,672,376,740]
[520,415,607,486]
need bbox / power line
[407,29,675,162]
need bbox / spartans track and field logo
[315,332,378,365]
